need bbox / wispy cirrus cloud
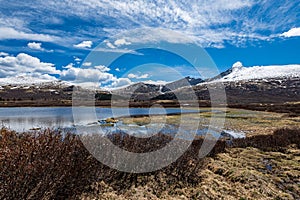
[0,27,58,42]
[1,0,299,48]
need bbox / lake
[0,107,246,139]
[0,107,196,132]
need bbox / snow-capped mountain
[0,76,61,86]
[151,62,300,107]
[208,62,300,83]
[0,62,299,108]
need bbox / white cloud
[95,65,110,72]
[0,52,9,57]
[110,78,132,88]
[143,80,168,85]
[60,63,114,85]
[280,27,300,38]
[0,52,135,88]
[104,40,116,49]
[94,47,141,54]
[73,40,93,49]
[74,56,82,64]
[128,73,149,79]
[0,27,58,42]
[66,0,253,29]
[27,42,45,51]
[119,28,196,44]
[0,17,27,30]
[115,68,120,72]
[0,53,59,79]
[0,53,130,89]
[82,62,92,67]
[60,63,133,89]
[113,27,273,48]
[1,1,299,48]
[107,43,116,49]
[114,38,131,46]
[74,57,81,62]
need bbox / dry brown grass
[120,108,300,137]
[194,145,300,200]
[0,127,299,199]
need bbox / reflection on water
[0,107,245,139]
[76,121,245,140]
[0,107,195,132]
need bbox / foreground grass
[82,146,300,200]
[197,146,300,200]
[120,108,300,136]
[0,128,299,199]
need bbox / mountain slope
[153,63,300,106]
[111,77,204,101]
[0,76,60,86]
[207,62,300,83]
[162,76,203,92]
[0,63,299,108]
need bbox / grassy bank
[1,128,299,199]
[120,108,300,136]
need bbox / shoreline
[0,100,299,114]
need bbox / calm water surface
[0,107,245,138]
[0,107,195,132]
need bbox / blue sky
[0,0,300,87]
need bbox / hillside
[0,63,299,109]
[152,63,300,107]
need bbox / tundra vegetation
[1,126,299,199]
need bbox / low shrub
[1,127,299,199]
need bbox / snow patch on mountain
[211,62,300,83]
[0,76,54,86]
[0,75,69,87]
[231,61,243,72]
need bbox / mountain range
[0,62,299,111]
